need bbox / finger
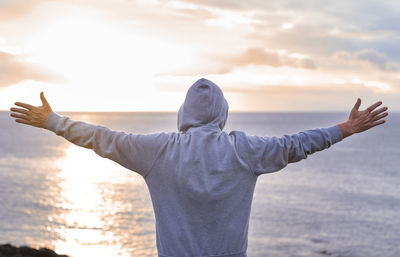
[40,92,49,107]
[372,112,388,122]
[10,107,29,115]
[15,102,34,110]
[15,119,33,126]
[353,98,361,110]
[371,119,386,128]
[10,113,29,120]
[366,101,382,112]
[371,106,388,116]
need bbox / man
[10,78,388,257]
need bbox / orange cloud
[225,48,316,70]
[163,47,316,76]
[0,51,62,88]
[0,0,47,20]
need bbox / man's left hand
[10,92,53,128]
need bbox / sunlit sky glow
[0,0,399,111]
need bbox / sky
[0,0,399,111]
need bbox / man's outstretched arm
[10,92,167,177]
[244,98,388,175]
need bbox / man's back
[146,127,255,256]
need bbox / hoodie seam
[143,133,169,179]
[234,131,258,178]
[247,152,258,178]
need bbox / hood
[178,78,229,132]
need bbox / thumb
[40,92,50,107]
[353,98,361,110]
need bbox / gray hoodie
[45,78,342,257]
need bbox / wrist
[337,121,354,139]
[44,111,61,131]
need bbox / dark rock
[20,246,39,256]
[0,244,18,256]
[37,248,59,257]
[0,244,69,257]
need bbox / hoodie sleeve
[244,126,342,176]
[44,112,167,177]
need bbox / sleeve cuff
[44,112,63,132]
[327,125,343,144]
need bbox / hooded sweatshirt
[44,78,342,257]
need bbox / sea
[0,111,399,257]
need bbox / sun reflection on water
[51,145,156,257]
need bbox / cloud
[332,49,400,72]
[163,47,317,76]
[225,48,316,70]
[0,51,62,88]
[177,0,400,25]
[0,0,47,20]
[69,1,399,62]
[172,0,400,62]
[354,49,400,71]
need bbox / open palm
[345,98,388,135]
[10,92,53,128]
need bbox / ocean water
[0,111,399,257]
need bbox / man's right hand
[10,92,53,128]
[337,98,388,139]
